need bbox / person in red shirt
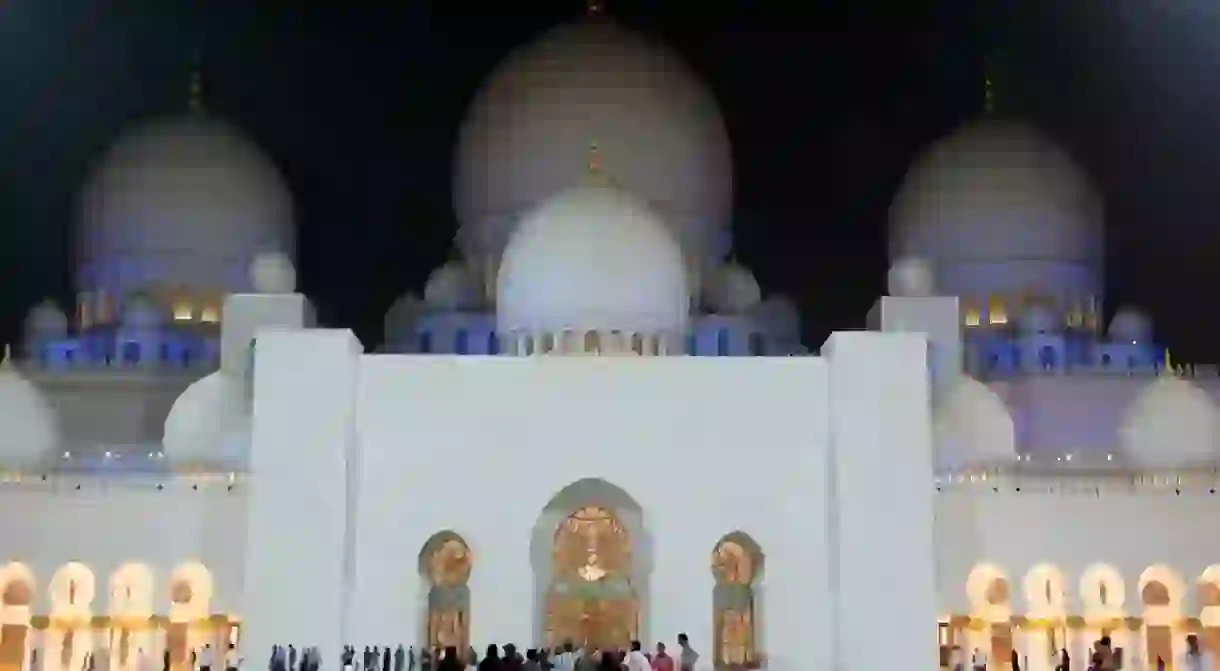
[650,644,673,671]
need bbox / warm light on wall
[964,309,981,327]
[200,305,219,324]
[988,299,1008,325]
[173,303,194,322]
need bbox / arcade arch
[418,531,473,652]
[530,478,653,651]
[1139,565,1183,667]
[710,532,764,669]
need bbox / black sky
[2,1,1219,359]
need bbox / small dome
[249,252,297,294]
[704,261,761,313]
[934,375,1016,467]
[120,292,163,328]
[1109,307,1152,343]
[1018,304,1059,335]
[454,20,732,270]
[889,119,1103,301]
[23,301,68,337]
[0,360,61,464]
[424,262,480,310]
[749,295,801,342]
[496,181,689,336]
[1120,375,1219,467]
[162,372,250,469]
[887,257,935,297]
[79,116,294,300]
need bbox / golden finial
[188,68,204,114]
[586,140,602,175]
[587,0,604,17]
[1164,349,1172,372]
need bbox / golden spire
[188,67,204,114]
[586,140,602,175]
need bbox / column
[823,332,938,671]
[242,330,361,661]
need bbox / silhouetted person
[437,648,463,671]
[676,635,696,671]
[384,647,391,671]
[1011,648,1020,671]
[502,645,521,671]
[478,645,500,671]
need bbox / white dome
[889,119,1103,300]
[162,372,250,469]
[887,257,935,297]
[23,301,68,337]
[79,116,295,299]
[1109,307,1152,343]
[120,292,163,329]
[0,364,60,464]
[1120,375,1219,467]
[496,181,689,336]
[704,261,761,314]
[249,252,297,294]
[934,375,1016,467]
[424,262,480,310]
[454,20,732,272]
[748,295,801,342]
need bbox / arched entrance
[419,532,472,652]
[711,532,764,669]
[546,507,636,651]
[0,563,34,671]
[531,478,651,652]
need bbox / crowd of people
[956,632,1216,670]
[271,633,705,671]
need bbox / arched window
[687,334,697,356]
[541,332,556,354]
[488,332,499,355]
[122,342,140,365]
[747,333,764,357]
[523,335,535,356]
[455,329,469,355]
[420,331,433,354]
[584,331,601,354]
[630,334,644,355]
[419,533,472,653]
[1101,353,1111,367]
[716,329,730,357]
[711,533,765,669]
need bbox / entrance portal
[544,507,637,651]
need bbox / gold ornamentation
[712,541,753,585]
[553,507,629,582]
[428,539,472,587]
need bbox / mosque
[0,9,1218,671]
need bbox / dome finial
[587,140,602,175]
[188,51,205,115]
[984,69,994,114]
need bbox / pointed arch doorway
[531,479,653,652]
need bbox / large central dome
[496,178,689,344]
[454,20,732,282]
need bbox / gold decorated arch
[419,532,472,653]
[711,532,764,669]
[545,506,636,651]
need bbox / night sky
[2,1,1219,359]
